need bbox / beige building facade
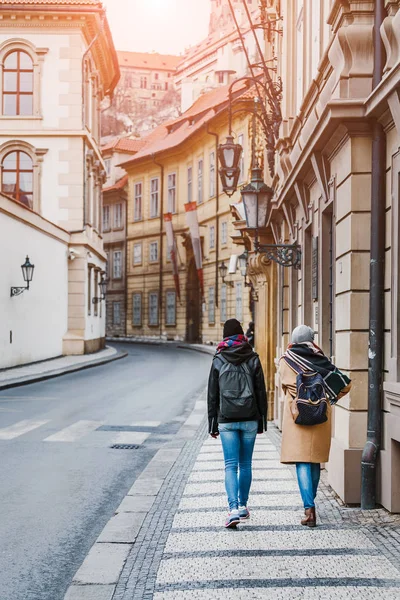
[0,0,119,366]
[232,0,400,511]
[121,84,255,345]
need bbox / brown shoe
[301,507,316,527]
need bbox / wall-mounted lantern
[10,256,35,298]
[218,134,242,197]
[238,250,252,288]
[93,275,107,304]
[219,261,234,287]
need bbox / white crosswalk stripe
[113,432,151,445]
[44,420,103,443]
[0,419,50,440]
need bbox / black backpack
[216,355,258,420]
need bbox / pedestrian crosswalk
[0,418,159,447]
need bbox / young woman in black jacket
[207,319,268,528]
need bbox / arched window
[1,150,33,208]
[3,50,34,116]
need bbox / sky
[103,0,211,56]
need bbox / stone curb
[64,388,208,600]
[0,348,128,391]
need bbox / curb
[64,387,207,600]
[0,349,128,391]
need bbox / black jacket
[207,342,268,434]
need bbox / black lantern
[93,275,107,304]
[11,256,35,297]
[238,250,252,288]
[219,261,234,287]
[218,135,243,197]
[241,166,273,230]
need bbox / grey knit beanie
[291,324,315,344]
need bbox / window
[150,177,159,217]
[140,76,147,89]
[220,284,227,323]
[221,221,228,246]
[113,250,122,279]
[114,203,123,229]
[209,225,215,250]
[113,302,121,325]
[134,182,142,221]
[149,241,159,262]
[104,158,111,176]
[149,292,159,326]
[105,252,109,277]
[198,159,203,204]
[133,293,142,326]
[87,267,92,316]
[165,82,169,91]
[238,134,244,182]
[1,150,33,208]
[167,173,176,213]
[209,151,215,197]
[187,166,193,203]
[133,243,142,265]
[103,205,110,231]
[235,282,243,321]
[208,286,215,324]
[3,50,34,116]
[166,291,176,326]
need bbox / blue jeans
[219,421,258,511]
[296,463,321,509]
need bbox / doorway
[186,258,201,343]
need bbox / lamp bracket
[222,278,235,288]
[255,241,302,269]
[10,286,28,298]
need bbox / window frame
[235,281,243,322]
[134,182,143,221]
[113,250,123,280]
[113,301,121,326]
[167,172,177,214]
[132,292,142,327]
[197,158,203,204]
[165,290,177,326]
[221,221,228,246]
[3,50,34,117]
[187,165,193,203]
[148,291,159,326]
[220,283,227,323]
[113,203,123,229]
[209,151,216,198]
[133,242,142,266]
[149,240,159,263]
[103,205,110,232]
[1,149,33,208]
[150,177,159,218]
[209,225,215,250]
[208,286,215,325]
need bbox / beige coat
[279,358,351,464]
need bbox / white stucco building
[0,0,119,368]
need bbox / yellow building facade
[121,85,255,347]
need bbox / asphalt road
[0,343,211,600]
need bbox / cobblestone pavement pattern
[114,421,400,599]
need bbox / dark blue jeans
[219,421,258,511]
[296,462,321,509]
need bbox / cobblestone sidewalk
[114,421,400,600]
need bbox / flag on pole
[184,202,204,295]
[164,213,181,301]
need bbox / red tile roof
[117,51,181,72]
[103,174,128,193]
[119,80,255,169]
[102,137,146,155]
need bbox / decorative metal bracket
[10,285,29,298]
[254,240,302,269]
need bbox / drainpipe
[207,125,220,310]
[152,154,165,339]
[361,0,386,510]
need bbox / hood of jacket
[216,342,254,366]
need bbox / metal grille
[110,444,141,450]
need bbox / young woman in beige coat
[279,325,351,527]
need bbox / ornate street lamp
[10,256,35,297]
[238,250,252,288]
[218,134,242,197]
[219,261,234,287]
[93,275,107,304]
